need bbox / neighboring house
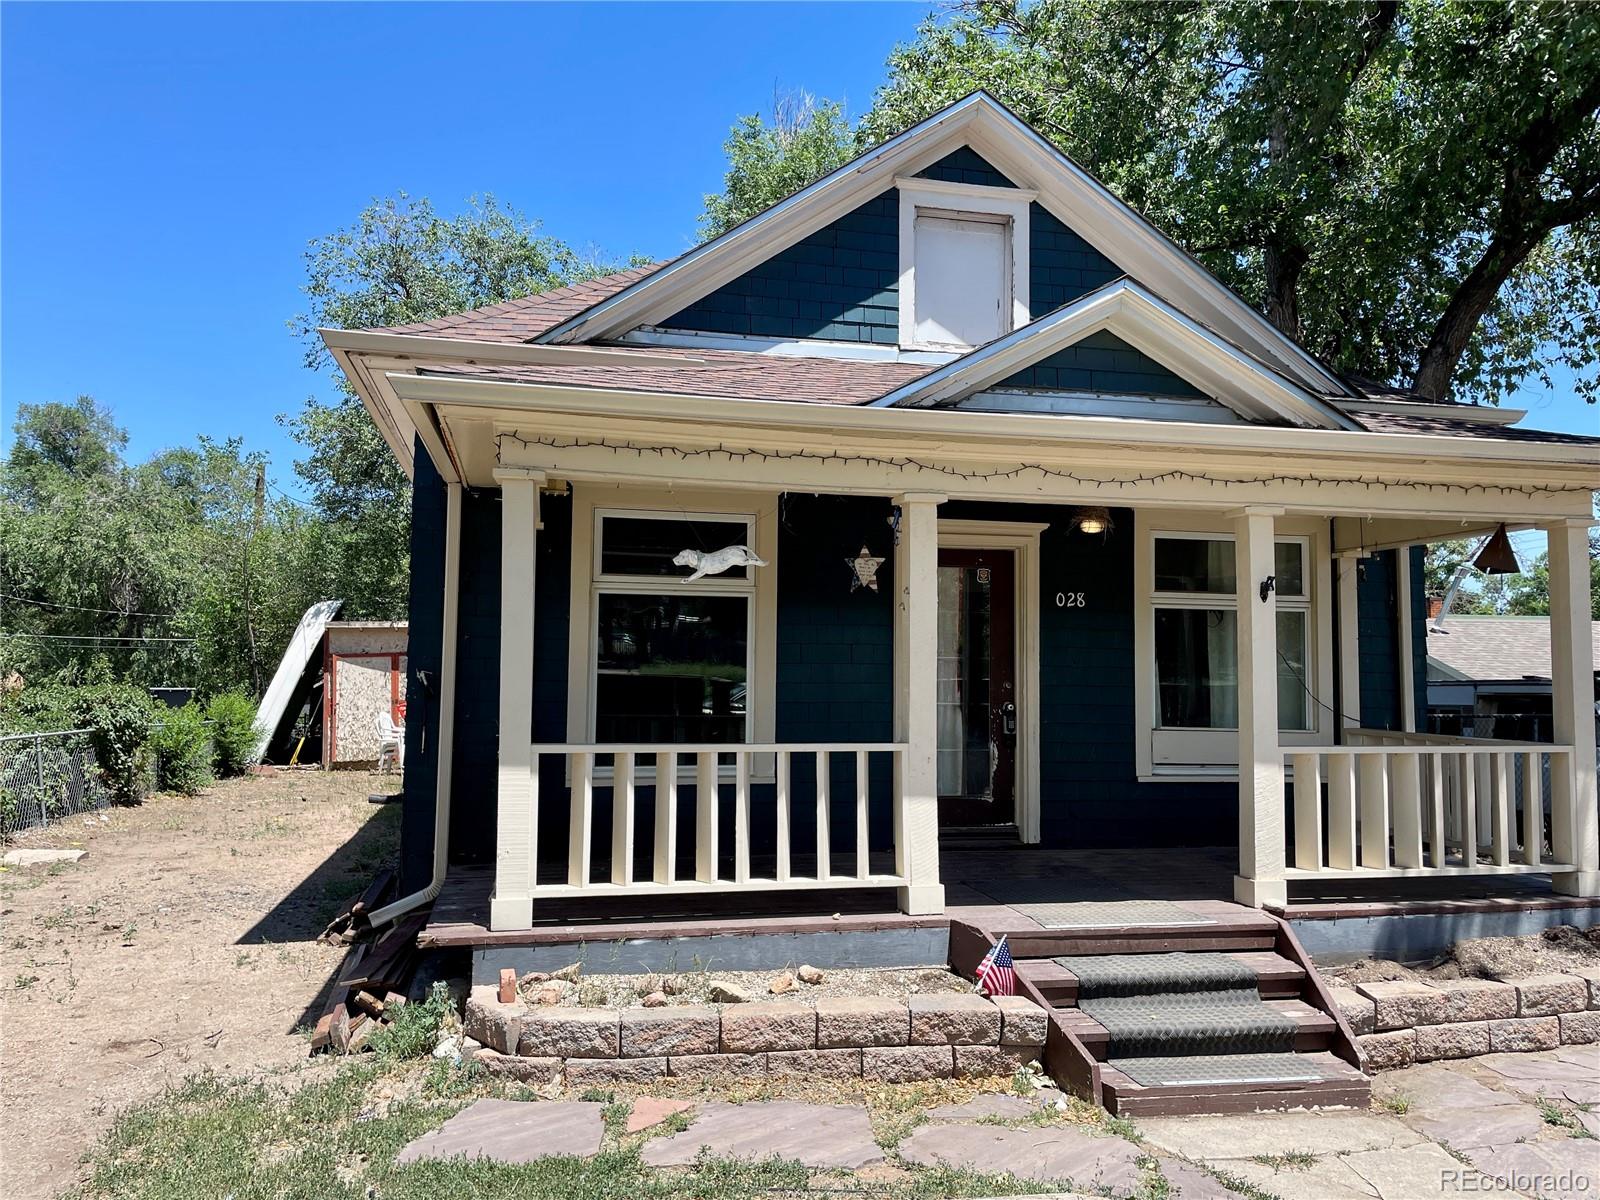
[323,93,1598,932]
[1428,616,1600,745]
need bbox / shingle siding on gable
[914,146,1017,189]
[1030,204,1124,318]
[996,329,1208,397]
[659,192,900,344]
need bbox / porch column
[489,468,545,930]
[1232,506,1287,907]
[1546,517,1598,897]
[894,491,946,915]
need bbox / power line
[0,631,197,643]
[0,591,178,619]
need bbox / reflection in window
[1154,608,1312,731]
[599,516,751,577]
[594,593,747,743]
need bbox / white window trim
[897,181,1031,351]
[566,486,778,778]
[1132,510,1334,781]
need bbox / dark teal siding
[1357,550,1403,730]
[1030,204,1124,318]
[398,441,446,892]
[915,146,1017,189]
[659,193,900,344]
[997,330,1207,397]
[1408,545,1428,732]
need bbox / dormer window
[897,177,1033,351]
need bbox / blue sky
[3,0,1596,507]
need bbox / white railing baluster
[1490,753,1513,867]
[654,751,677,885]
[775,751,791,883]
[1460,755,1478,868]
[569,751,593,888]
[855,749,870,880]
[816,750,831,883]
[1328,752,1357,870]
[1474,754,1492,854]
[734,751,751,884]
[695,752,717,884]
[1359,755,1390,869]
[611,751,634,886]
[1292,752,1322,871]
[1427,753,1447,868]
[1522,751,1543,866]
[1391,753,1423,869]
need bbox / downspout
[367,479,462,928]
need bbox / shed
[322,621,408,768]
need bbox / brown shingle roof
[1427,616,1600,683]
[1355,411,1600,445]
[372,265,664,342]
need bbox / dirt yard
[0,769,400,1199]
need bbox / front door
[936,547,1017,827]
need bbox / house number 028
[1056,591,1086,608]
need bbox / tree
[792,0,1600,406]
[700,91,859,238]
[3,396,126,504]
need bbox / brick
[908,994,1002,1046]
[1356,981,1440,1032]
[620,1006,720,1058]
[953,1044,1040,1079]
[1414,1021,1492,1062]
[992,995,1048,1047]
[1559,1010,1600,1045]
[1513,975,1589,1017]
[667,1053,767,1080]
[471,1048,561,1084]
[1359,1030,1417,1071]
[1328,985,1376,1036]
[863,1045,954,1083]
[767,1048,863,1079]
[464,986,524,1056]
[1489,1017,1561,1053]
[816,997,907,1048]
[516,1008,620,1059]
[1429,979,1517,1024]
[565,1056,667,1086]
[721,1002,816,1054]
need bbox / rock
[641,991,668,1008]
[667,1052,768,1079]
[1358,1029,1417,1071]
[1328,984,1376,1035]
[861,1044,953,1083]
[1513,974,1589,1017]
[533,987,561,1006]
[626,1096,694,1134]
[519,971,551,986]
[1560,1010,1600,1044]
[460,1036,483,1054]
[908,994,1002,1046]
[576,983,608,1007]
[721,1001,816,1053]
[552,962,582,983]
[621,1005,721,1058]
[516,1008,620,1059]
[797,964,825,985]
[1,848,86,867]
[767,1048,863,1079]
[769,971,797,995]
[565,1056,667,1086]
[432,1035,462,1061]
[992,995,1048,1047]
[636,975,663,998]
[1414,1021,1492,1062]
[816,997,909,1048]
[1356,980,1440,1031]
[953,1044,1039,1078]
[661,976,686,995]
[708,980,750,1004]
[1489,1016,1560,1052]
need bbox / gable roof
[531,92,1354,398]
[372,264,663,342]
[1427,616,1600,683]
[872,278,1358,429]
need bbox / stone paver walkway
[899,1122,1146,1193]
[393,1099,604,1164]
[641,1100,883,1169]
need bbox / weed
[13,973,38,990]
[1537,1097,1596,1139]
[1250,1150,1317,1171]
[368,982,451,1063]
[1376,1091,1411,1115]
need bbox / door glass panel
[937,565,994,797]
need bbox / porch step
[1019,950,1305,1005]
[1055,996,1335,1058]
[1099,1051,1371,1117]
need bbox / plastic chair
[375,712,405,773]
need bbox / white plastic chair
[375,712,405,774]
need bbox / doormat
[1079,987,1299,1058]
[981,895,1216,929]
[1112,1052,1324,1088]
[1055,951,1256,998]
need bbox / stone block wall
[464,988,1048,1086]
[1330,970,1600,1071]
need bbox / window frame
[897,179,1032,352]
[1133,511,1334,779]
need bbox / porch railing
[1283,728,1576,878]
[526,741,908,897]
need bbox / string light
[495,433,1590,500]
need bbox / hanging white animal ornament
[673,545,767,582]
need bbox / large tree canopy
[708,1,1600,406]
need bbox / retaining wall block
[1328,985,1376,1036]
[1428,978,1517,1024]
[565,1056,668,1086]
[816,997,909,1048]
[666,1053,768,1079]
[1513,974,1589,1018]
[1358,1029,1417,1071]
[1355,980,1439,1032]
[908,994,1003,1046]
[1558,1010,1600,1045]
[464,985,524,1056]
[992,995,1049,1047]
[1488,1016,1561,1053]
[720,1001,817,1054]
[953,1044,1040,1078]
[863,1044,955,1082]
[767,1048,864,1079]
[620,1005,720,1058]
[516,1007,621,1059]
[471,1048,561,1084]
[1413,1021,1491,1062]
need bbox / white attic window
[897,177,1032,351]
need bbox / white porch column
[489,468,545,930]
[1232,506,1287,907]
[1546,518,1598,897]
[894,492,946,915]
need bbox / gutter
[365,479,462,928]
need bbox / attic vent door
[913,213,1008,348]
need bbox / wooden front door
[936,547,1017,827]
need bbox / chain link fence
[0,729,111,836]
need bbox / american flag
[974,935,1015,997]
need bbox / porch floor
[418,845,1589,950]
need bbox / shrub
[205,691,258,777]
[67,685,157,802]
[369,981,452,1062]
[151,704,212,796]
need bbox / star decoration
[848,544,886,593]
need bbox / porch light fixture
[1069,506,1114,537]
[1471,523,1521,575]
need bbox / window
[590,511,756,744]
[897,181,1031,351]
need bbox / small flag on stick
[974,934,1015,997]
